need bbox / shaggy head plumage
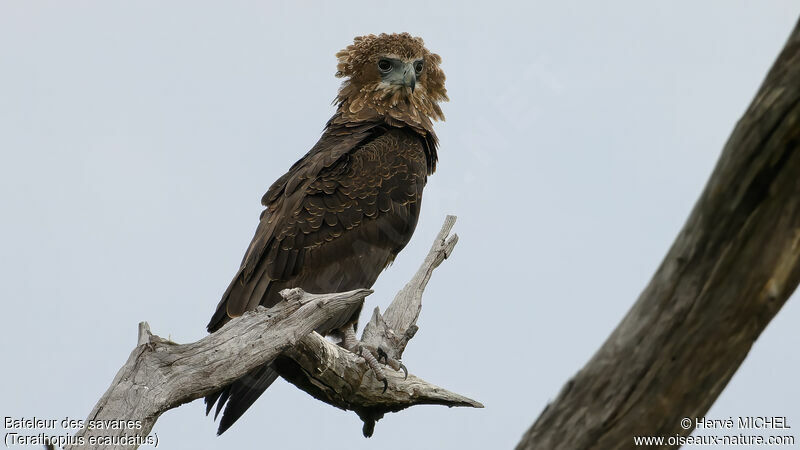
[333,33,447,130]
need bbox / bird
[204,32,447,435]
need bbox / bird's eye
[414,61,424,73]
[378,59,392,72]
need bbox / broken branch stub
[361,214,459,361]
[275,215,481,437]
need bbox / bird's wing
[204,124,429,435]
[206,121,428,333]
[242,120,386,283]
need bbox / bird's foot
[355,345,407,393]
[359,346,388,392]
[377,347,408,379]
[338,327,407,393]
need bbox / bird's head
[334,33,447,129]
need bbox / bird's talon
[382,379,388,393]
[400,363,408,379]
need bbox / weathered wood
[66,288,371,450]
[276,332,482,437]
[517,17,800,450]
[362,214,459,361]
[68,216,478,448]
[274,215,482,437]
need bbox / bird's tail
[205,264,284,434]
[204,362,280,435]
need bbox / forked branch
[68,216,479,449]
[275,215,480,436]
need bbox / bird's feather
[204,32,446,435]
[205,122,431,433]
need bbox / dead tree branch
[517,16,800,450]
[68,215,478,449]
[65,288,370,450]
[274,215,480,436]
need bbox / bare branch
[276,332,482,437]
[516,16,800,450]
[362,214,459,361]
[275,215,481,436]
[67,216,477,448]
[66,288,371,450]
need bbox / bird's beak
[402,64,416,93]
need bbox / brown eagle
[204,33,447,434]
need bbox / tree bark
[517,16,800,450]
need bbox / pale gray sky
[1,2,799,449]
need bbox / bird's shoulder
[261,115,433,209]
[240,119,430,282]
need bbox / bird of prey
[204,33,447,434]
